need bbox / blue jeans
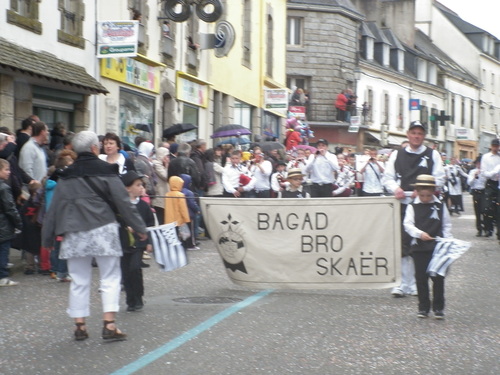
[49,241,68,278]
[0,240,11,279]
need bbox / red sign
[289,106,306,120]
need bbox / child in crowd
[279,168,310,198]
[403,174,452,319]
[165,176,191,250]
[121,171,155,312]
[180,174,201,250]
[0,159,23,286]
[46,149,77,282]
[271,161,288,197]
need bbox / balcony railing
[162,36,174,57]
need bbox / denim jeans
[49,241,68,277]
[0,240,11,279]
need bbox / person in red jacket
[335,90,348,122]
[285,126,302,151]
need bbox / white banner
[201,197,401,289]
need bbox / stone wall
[287,9,360,122]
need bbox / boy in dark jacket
[0,159,22,286]
[121,171,155,312]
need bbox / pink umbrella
[295,144,317,153]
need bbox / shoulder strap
[83,176,118,215]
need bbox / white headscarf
[137,141,155,158]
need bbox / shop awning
[0,37,108,95]
[366,131,382,141]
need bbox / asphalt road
[1,195,499,375]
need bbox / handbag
[83,177,134,249]
[178,223,191,241]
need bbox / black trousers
[310,183,334,197]
[121,250,144,308]
[482,180,498,233]
[412,251,445,313]
[471,189,484,232]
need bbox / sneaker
[142,252,151,260]
[434,311,445,320]
[6,263,13,269]
[409,290,418,296]
[417,311,429,318]
[187,246,201,251]
[0,278,19,287]
[391,287,405,298]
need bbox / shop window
[7,0,42,34]
[119,88,155,148]
[58,0,85,49]
[180,104,199,143]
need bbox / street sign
[348,116,360,132]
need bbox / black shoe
[141,261,150,268]
[434,310,445,320]
[135,304,144,311]
[485,231,493,237]
[38,269,51,275]
[476,231,482,237]
[24,269,35,275]
[417,311,429,318]
[126,305,136,312]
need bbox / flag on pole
[427,237,471,277]
[147,223,188,272]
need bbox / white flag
[147,223,188,272]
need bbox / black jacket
[0,180,22,242]
[168,156,201,190]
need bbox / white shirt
[222,164,255,194]
[248,160,273,190]
[467,168,486,190]
[480,152,500,181]
[305,152,339,184]
[362,161,384,194]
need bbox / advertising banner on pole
[200,197,401,289]
[264,89,288,110]
[97,21,139,58]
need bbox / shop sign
[289,106,306,120]
[97,21,139,58]
[176,73,209,108]
[101,58,160,94]
[264,89,288,109]
[456,128,469,140]
[409,99,420,111]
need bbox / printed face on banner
[201,197,402,290]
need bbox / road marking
[110,289,274,375]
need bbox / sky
[436,0,500,39]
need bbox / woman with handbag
[42,131,147,342]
